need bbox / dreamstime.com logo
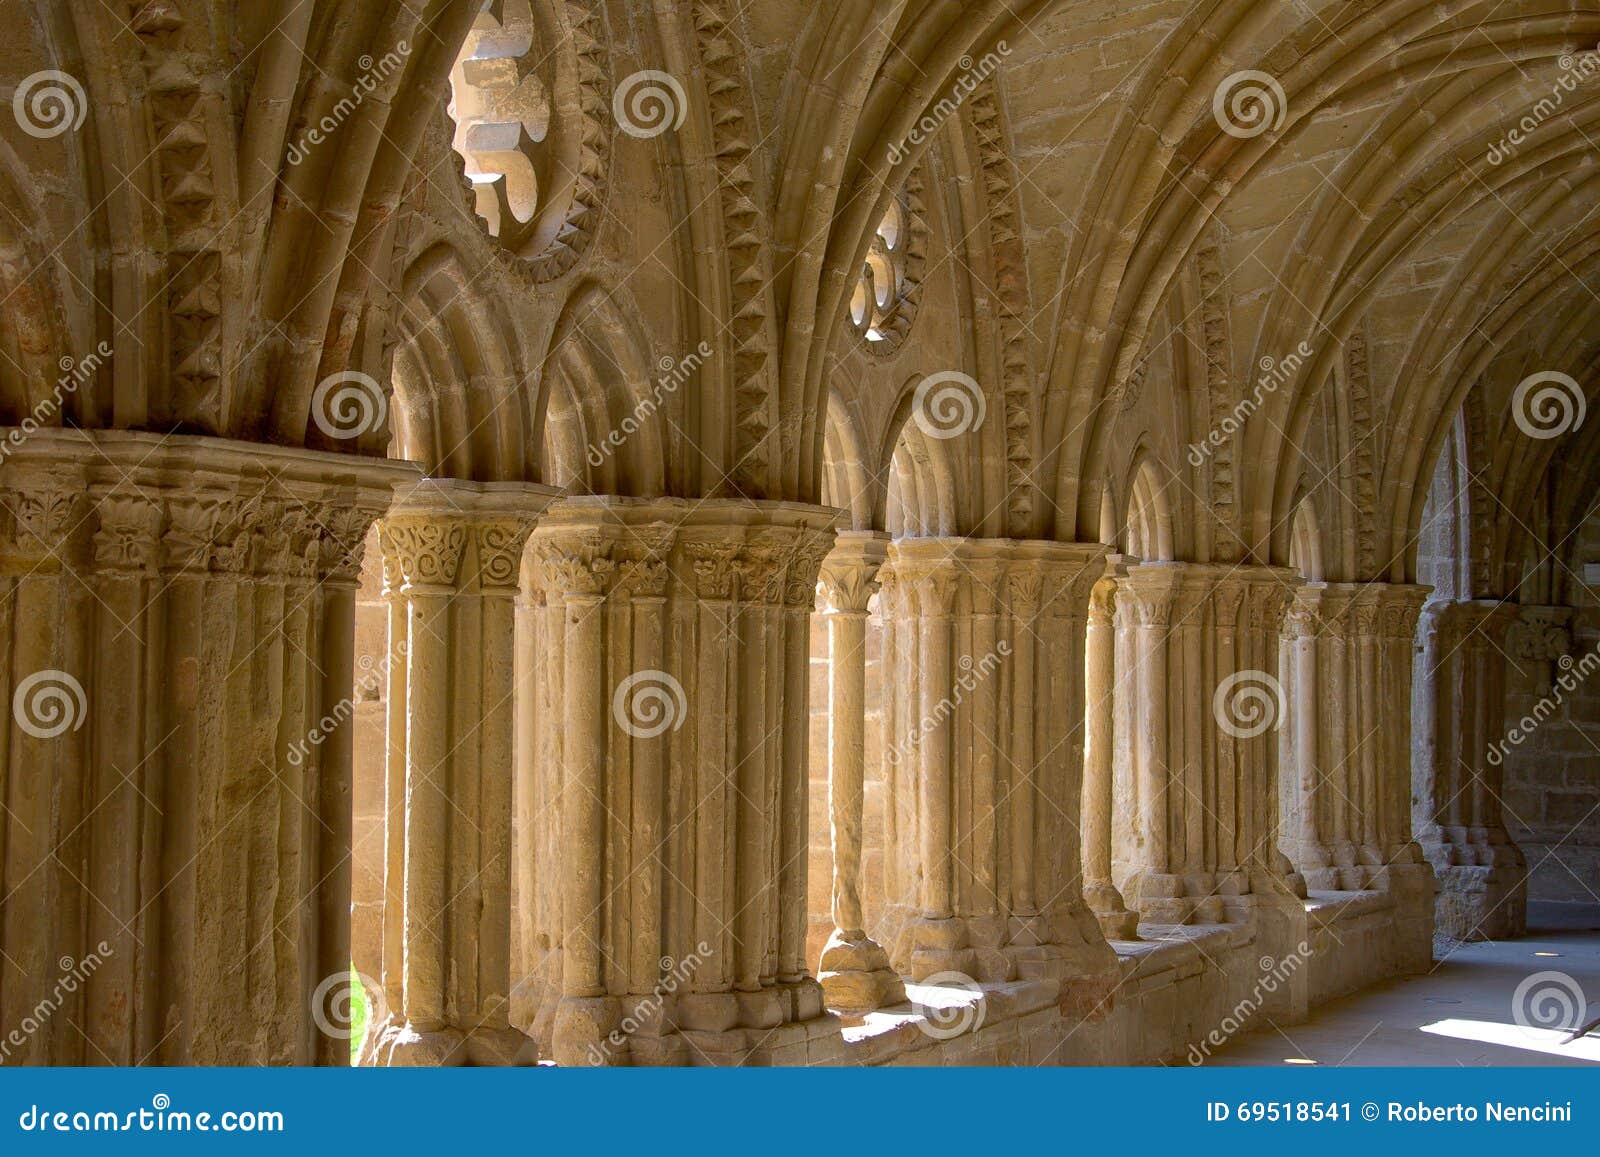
[286,43,411,165]
[12,70,87,138]
[1188,944,1312,1064]
[12,670,87,740]
[0,944,113,1061]
[885,42,1010,165]
[1213,70,1287,139]
[913,971,985,1040]
[17,1095,283,1134]
[1512,970,1590,1038]
[912,370,986,439]
[1487,43,1600,165]
[0,341,112,464]
[884,642,1011,767]
[286,643,408,767]
[583,945,712,1065]
[613,70,687,139]
[1511,371,1586,440]
[1188,341,1313,465]
[311,370,387,440]
[612,669,687,738]
[1487,642,1600,766]
[1212,669,1285,739]
[587,341,712,467]
[311,969,387,1041]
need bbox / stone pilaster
[878,538,1116,989]
[1113,564,1306,925]
[518,497,837,1066]
[815,531,903,1014]
[1082,556,1139,939]
[367,480,550,1067]
[1414,598,1527,940]
[0,429,409,1065]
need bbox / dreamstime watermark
[885,642,1011,767]
[1511,370,1586,440]
[612,669,687,739]
[613,70,687,139]
[310,370,387,440]
[1488,43,1600,165]
[310,969,387,1042]
[586,341,712,467]
[286,643,407,768]
[886,42,1011,166]
[0,341,112,464]
[1511,970,1589,1038]
[913,970,985,1040]
[286,44,411,165]
[912,370,986,439]
[0,944,113,1061]
[12,669,87,740]
[12,70,87,139]
[1212,669,1286,739]
[1213,70,1287,139]
[1188,341,1313,465]
[17,1095,283,1134]
[1187,943,1312,1064]
[1487,641,1600,766]
[582,944,712,1065]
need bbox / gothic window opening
[444,0,608,277]
[847,181,926,353]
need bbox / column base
[1084,882,1141,940]
[370,1021,467,1067]
[908,921,1017,979]
[1432,864,1528,940]
[818,932,906,1013]
[551,995,623,1066]
[1124,871,1204,925]
[1123,871,1226,925]
[779,976,828,1023]
[1006,905,1119,981]
[1423,828,1528,939]
[1294,841,1383,891]
[674,1014,846,1066]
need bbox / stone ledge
[1305,888,1393,923]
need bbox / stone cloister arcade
[1,0,1597,1066]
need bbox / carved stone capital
[2,486,78,565]
[818,530,886,614]
[93,495,164,573]
[784,529,835,609]
[475,519,537,592]
[1505,605,1574,662]
[380,519,468,591]
[685,541,739,599]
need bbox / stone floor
[1205,904,1600,1067]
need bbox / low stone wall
[798,899,1425,1067]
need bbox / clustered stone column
[877,538,1116,989]
[1414,598,1528,939]
[1280,583,1434,966]
[0,430,406,1065]
[815,531,904,1013]
[1111,564,1306,928]
[1279,585,1433,886]
[515,497,836,1066]
[1081,557,1140,939]
[367,480,551,1066]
